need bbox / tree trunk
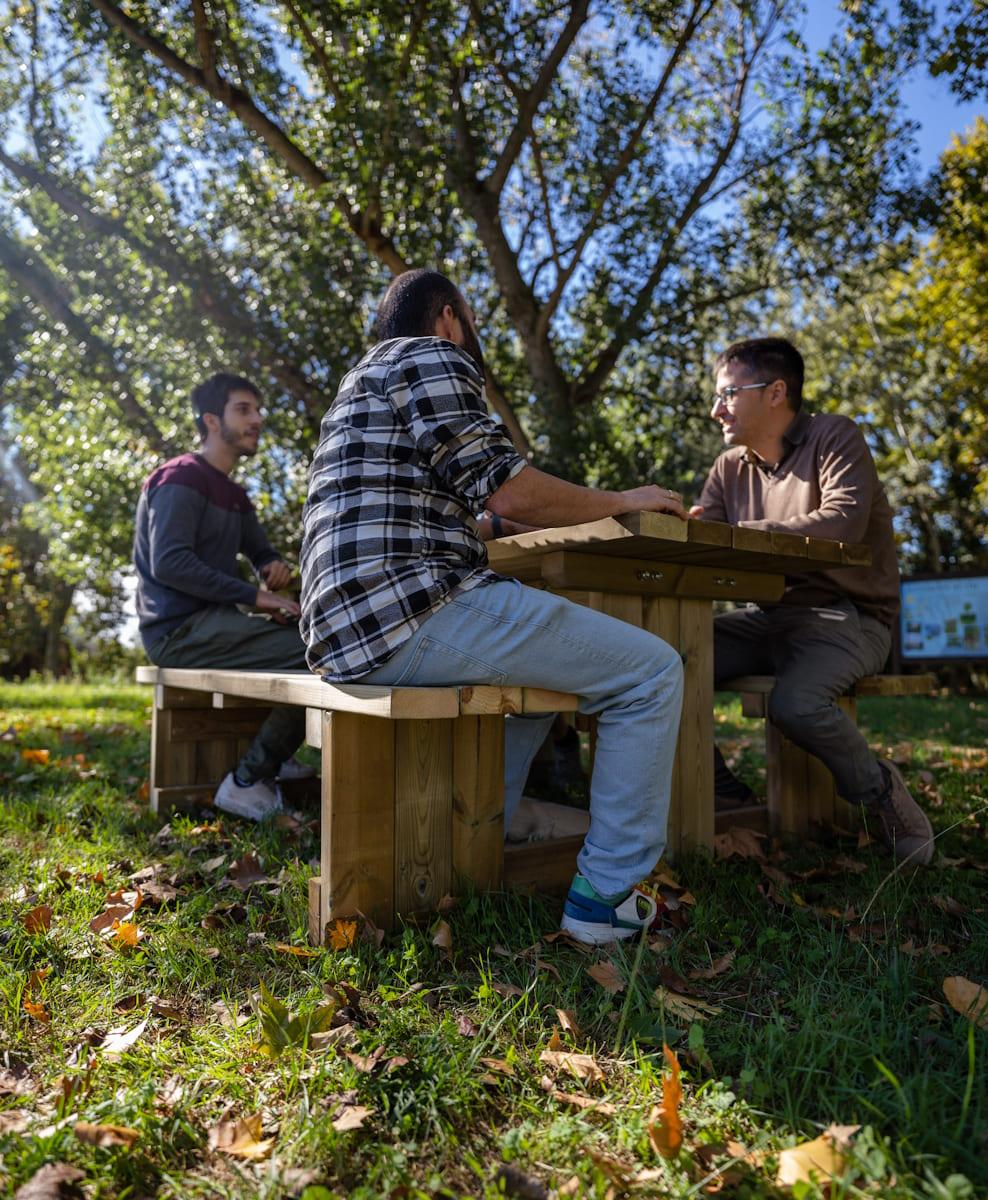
[43,582,74,677]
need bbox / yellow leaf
[209,1113,275,1159]
[21,748,50,765]
[23,997,50,1024]
[27,967,50,990]
[647,1044,683,1158]
[943,976,988,1029]
[74,1121,140,1148]
[112,921,143,948]
[776,1134,847,1187]
[273,941,321,958]
[653,986,722,1022]
[327,919,357,951]
[331,1104,373,1131]
[479,1057,514,1076]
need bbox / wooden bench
[718,673,937,835]
[136,666,582,944]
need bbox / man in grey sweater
[693,337,934,865]
[134,373,309,820]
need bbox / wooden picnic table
[486,512,871,854]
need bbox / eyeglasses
[711,381,772,407]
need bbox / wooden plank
[805,747,836,828]
[304,707,323,749]
[150,782,216,816]
[770,531,809,559]
[731,526,774,555]
[741,690,767,718]
[833,696,860,830]
[197,738,237,786]
[674,565,784,603]
[854,673,936,696]
[503,835,583,894]
[714,803,768,835]
[155,684,208,709]
[596,592,644,626]
[676,599,714,850]
[318,711,396,940]
[521,687,583,713]
[394,719,453,915]
[212,693,273,709]
[539,550,682,596]
[452,715,504,891]
[804,538,843,564]
[307,878,322,948]
[166,709,271,742]
[617,511,691,543]
[150,709,195,815]
[459,687,523,715]
[644,597,682,855]
[766,721,808,837]
[840,541,871,566]
[140,667,460,719]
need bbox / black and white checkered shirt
[300,337,526,680]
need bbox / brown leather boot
[867,759,935,866]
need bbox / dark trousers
[149,605,308,783]
[714,600,891,804]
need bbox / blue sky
[803,5,985,171]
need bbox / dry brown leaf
[491,981,524,998]
[431,919,453,953]
[209,1112,275,1159]
[776,1134,847,1187]
[479,1057,515,1076]
[587,960,624,994]
[713,827,766,861]
[100,1015,149,1058]
[273,941,321,958]
[0,1064,35,1097]
[534,958,560,980]
[545,1030,566,1051]
[943,976,988,1029]
[23,997,50,1024]
[688,950,736,980]
[331,1104,373,1131]
[22,905,53,935]
[647,1044,683,1158]
[327,919,357,951]
[587,1149,636,1186]
[438,893,458,913]
[551,1090,616,1115]
[457,1013,479,1037]
[653,987,722,1022]
[823,1123,861,1150]
[538,1049,604,1084]
[555,1008,580,1037]
[227,853,269,891]
[74,1121,140,1149]
[345,1046,386,1074]
[384,1055,409,1073]
[12,1162,85,1199]
[0,1110,30,1134]
[90,906,134,934]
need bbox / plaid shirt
[300,337,526,680]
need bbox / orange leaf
[27,967,50,990]
[648,1044,683,1158]
[20,748,50,765]
[22,905,53,935]
[273,941,321,958]
[327,919,357,951]
[23,997,50,1024]
[587,960,624,993]
[431,919,453,953]
[112,921,143,948]
[74,1121,140,1148]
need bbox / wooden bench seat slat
[720,673,936,697]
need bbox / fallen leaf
[0,1064,35,1097]
[268,939,318,960]
[551,1090,616,1115]
[688,950,736,980]
[356,909,385,948]
[327,919,357,951]
[384,1055,409,1072]
[823,1123,861,1150]
[12,1162,85,1199]
[457,1013,479,1037]
[101,1016,149,1058]
[228,853,269,890]
[933,895,966,918]
[776,1134,847,1187]
[653,987,722,1023]
[22,905,53,935]
[112,921,144,948]
[438,893,458,913]
[713,827,766,861]
[648,1044,683,1158]
[431,919,453,954]
[331,1104,373,1131]
[555,1008,580,1037]
[345,1046,386,1074]
[539,1049,604,1084]
[479,1057,515,1076]
[943,976,988,1030]
[587,960,624,994]
[74,1121,140,1148]
[491,981,524,998]
[23,997,50,1024]
[20,748,50,765]
[0,1110,30,1134]
[209,1112,275,1159]
[832,854,868,874]
[27,967,51,990]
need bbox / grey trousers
[714,600,892,804]
[149,605,308,783]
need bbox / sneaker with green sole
[560,874,664,945]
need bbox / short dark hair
[191,373,260,438]
[373,269,466,341]
[715,337,804,411]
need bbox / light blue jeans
[359,579,683,899]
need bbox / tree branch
[483,0,590,198]
[0,227,170,453]
[90,0,408,272]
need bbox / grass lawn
[0,681,986,1199]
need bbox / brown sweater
[698,410,900,626]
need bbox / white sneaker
[275,756,317,781]
[214,772,283,821]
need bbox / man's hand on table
[621,485,690,521]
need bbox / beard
[220,420,259,457]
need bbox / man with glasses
[691,337,934,865]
